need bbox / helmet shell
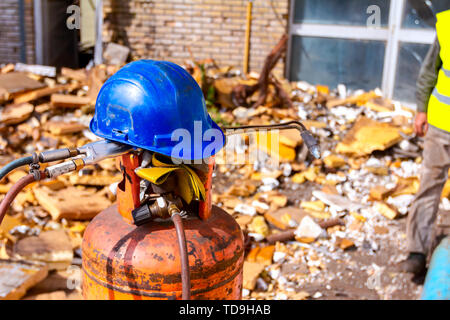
[90,60,225,161]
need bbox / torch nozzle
[223,120,321,160]
[301,130,321,159]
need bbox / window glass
[289,36,386,91]
[393,42,431,103]
[402,0,450,29]
[293,0,390,26]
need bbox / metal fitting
[38,148,79,163]
[72,158,85,171]
[77,140,133,166]
[44,161,77,179]
[131,196,185,226]
[44,140,134,179]
[28,155,42,181]
[32,152,39,164]
[132,197,170,226]
[168,203,181,217]
[30,169,41,181]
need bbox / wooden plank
[335,117,402,157]
[0,103,34,125]
[13,230,74,271]
[61,67,88,82]
[0,259,48,300]
[43,121,87,135]
[23,290,82,300]
[50,94,92,108]
[14,83,82,104]
[1,64,15,74]
[87,66,107,103]
[33,186,112,220]
[68,173,122,186]
[0,72,45,96]
[0,87,8,103]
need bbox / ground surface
[213,167,449,300]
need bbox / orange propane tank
[81,154,244,300]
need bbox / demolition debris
[0,56,448,300]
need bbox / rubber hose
[0,156,34,182]
[0,172,45,225]
[172,213,191,300]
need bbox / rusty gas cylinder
[81,154,244,300]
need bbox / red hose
[172,213,191,300]
[0,172,46,225]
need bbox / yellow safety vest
[428,10,450,132]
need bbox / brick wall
[24,0,35,64]
[0,0,35,65]
[103,0,289,76]
[0,0,289,72]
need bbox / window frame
[286,0,436,106]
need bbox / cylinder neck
[115,153,215,224]
[116,153,141,224]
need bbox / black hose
[171,212,191,300]
[0,156,34,182]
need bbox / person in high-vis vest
[397,9,450,276]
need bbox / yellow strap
[181,164,206,200]
[151,154,178,168]
[135,167,178,185]
[135,154,206,203]
[175,170,195,204]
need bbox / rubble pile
[194,61,450,300]
[0,63,121,300]
[0,60,448,300]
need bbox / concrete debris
[248,216,270,239]
[204,57,439,300]
[234,203,257,216]
[243,262,266,291]
[375,202,399,220]
[14,63,56,77]
[103,43,130,66]
[264,207,308,230]
[312,191,365,213]
[294,216,325,241]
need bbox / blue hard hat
[90,60,225,161]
